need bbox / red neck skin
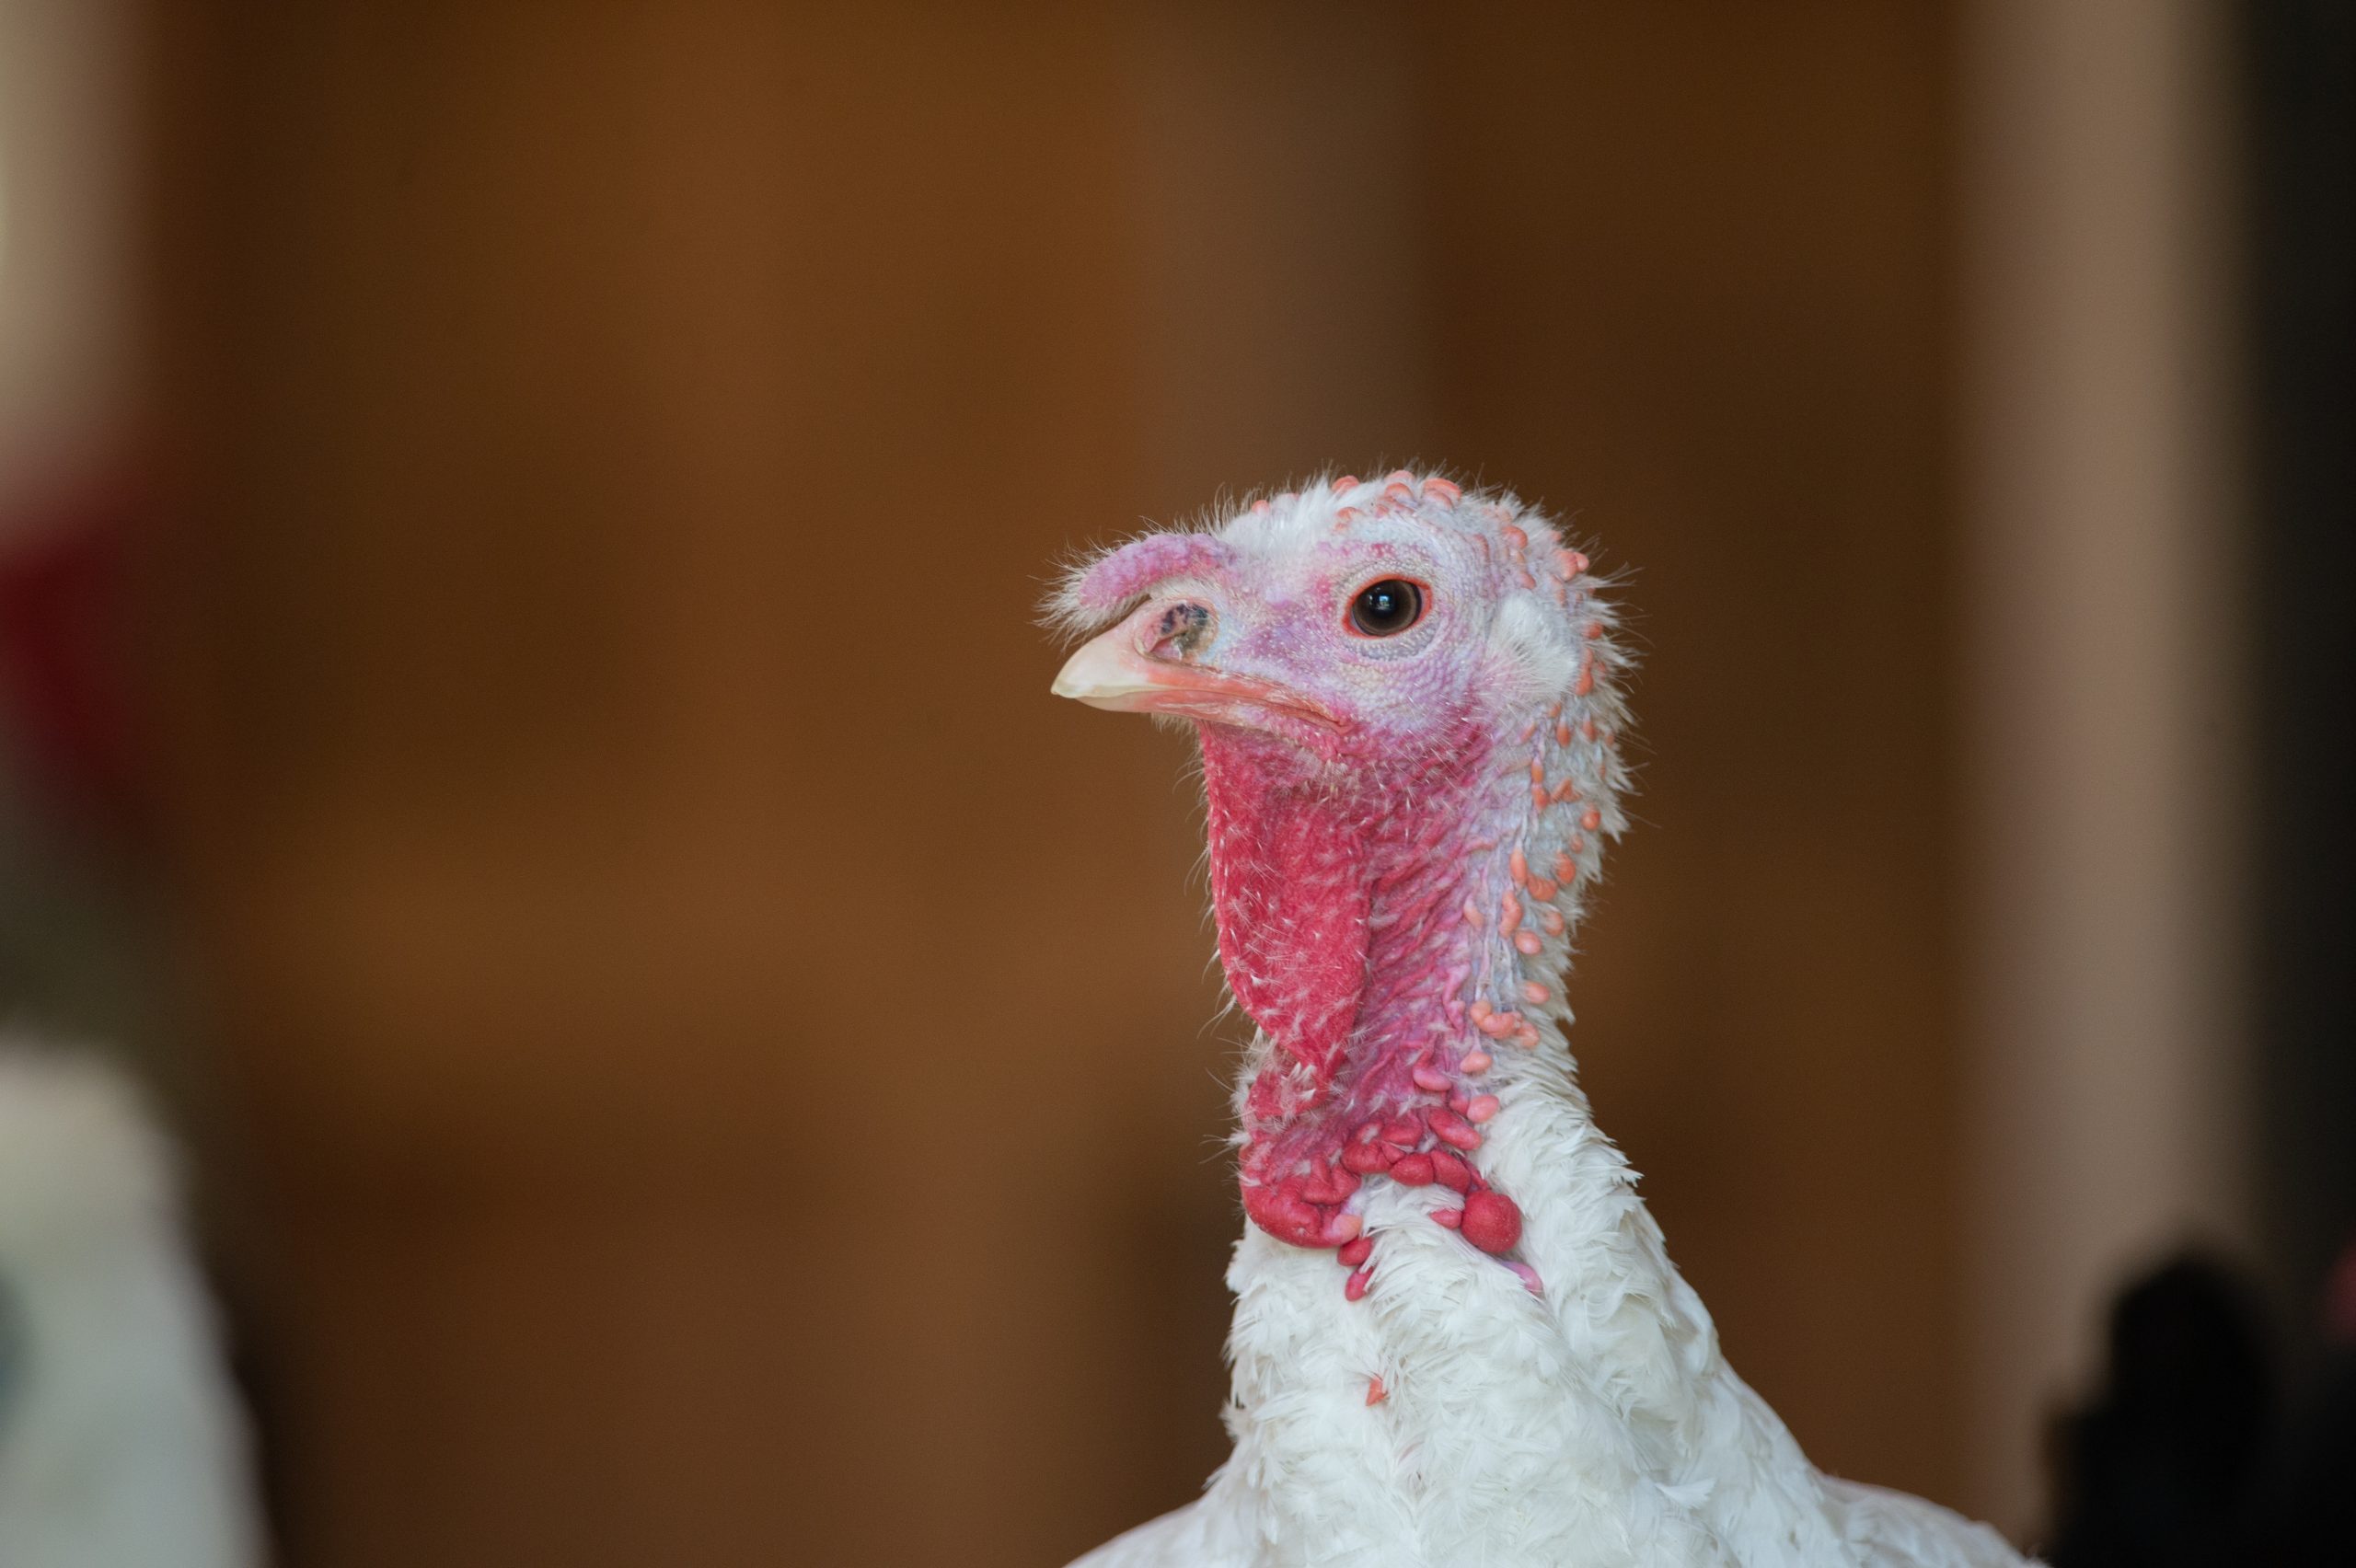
[1199,714,1526,1268]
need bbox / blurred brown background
[150,6,1965,1562]
[2,2,2346,1566]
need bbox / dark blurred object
[2243,0,2356,1372]
[0,469,168,1056]
[2260,1241,2356,1564]
[0,475,145,840]
[2223,1,2356,1546]
[2049,1256,2275,1568]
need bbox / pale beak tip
[1052,635,1149,709]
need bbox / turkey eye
[1347,578,1426,637]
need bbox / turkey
[0,1045,264,1568]
[1047,475,2027,1568]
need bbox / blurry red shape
[0,471,146,841]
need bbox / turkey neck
[1189,722,1796,1568]
[1195,714,1556,1264]
[1196,719,1763,1566]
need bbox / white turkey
[1047,474,2027,1568]
[0,1044,264,1568]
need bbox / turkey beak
[1052,598,1218,714]
[1053,598,1335,728]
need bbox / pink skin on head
[1054,476,1614,1290]
[1063,532,1238,624]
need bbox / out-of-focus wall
[137,4,2003,1564]
[1957,0,2256,1536]
[1,0,136,520]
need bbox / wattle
[1195,718,1524,1266]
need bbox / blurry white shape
[1958,0,2253,1540]
[0,0,135,529]
[0,1046,265,1568]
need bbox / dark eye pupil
[1350,579,1425,636]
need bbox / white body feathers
[0,1046,265,1568]
[1072,1045,2027,1568]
